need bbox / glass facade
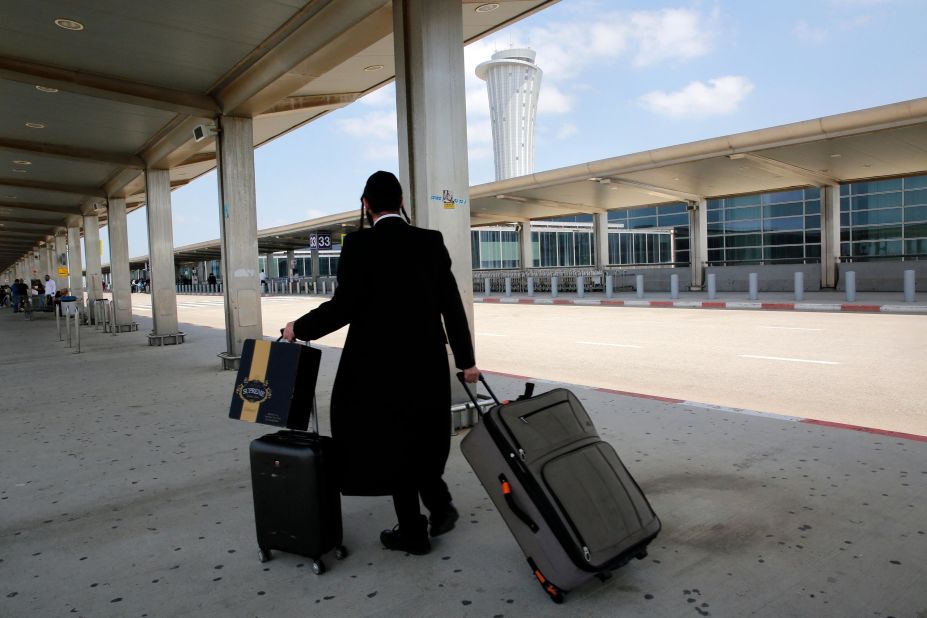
[262,254,340,277]
[608,203,690,265]
[470,229,520,269]
[531,228,594,267]
[706,188,822,265]
[840,174,927,260]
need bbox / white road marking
[760,326,823,332]
[476,332,506,337]
[739,354,839,365]
[576,341,642,349]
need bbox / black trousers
[392,475,453,532]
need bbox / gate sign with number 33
[309,232,331,250]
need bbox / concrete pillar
[519,222,533,270]
[54,233,68,291]
[394,0,473,326]
[310,248,320,285]
[594,212,610,270]
[394,0,474,403]
[822,185,841,288]
[67,225,84,306]
[145,168,182,344]
[689,200,708,289]
[45,242,55,281]
[107,198,135,329]
[83,215,103,305]
[196,261,207,283]
[286,249,295,280]
[216,116,262,367]
[31,247,41,282]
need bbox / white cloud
[556,123,578,140]
[358,83,395,107]
[363,143,399,161]
[639,76,755,118]
[627,8,716,67]
[537,83,573,114]
[467,120,493,147]
[794,20,828,44]
[336,110,397,140]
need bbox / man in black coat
[283,171,479,555]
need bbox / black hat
[362,170,403,213]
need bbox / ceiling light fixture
[25,122,45,129]
[54,18,84,31]
[35,85,59,93]
[12,160,31,166]
[475,3,500,12]
[830,153,842,158]
[363,64,384,72]
[10,169,27,173]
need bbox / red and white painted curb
[482,370,927,444]
[475,296,927,314]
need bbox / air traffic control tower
[476,48,542,181]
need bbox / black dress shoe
[380,522,431,555]
[429,505,459,537]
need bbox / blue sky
[107,0,927,260]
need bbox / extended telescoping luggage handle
[278,330,320,435]
[455,372,500,412]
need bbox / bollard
[605,275,614,299]
[527,276,534,297]
[845,271,856,302]
[65,306,71,348]
[576,276,585,298]
[551,276,558,298]
[635,274,644,299]
[313,281,318,294]
[56,303,62,341]
[73,310,80,354]
[904,269,915,302]
[794,271,804,301]
[670,274,679,299]
[707,273,717,300]
[483,278,490,297]
[321,280,327,295]
[748,273,758,300]
[505,277,511,297]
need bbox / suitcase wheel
[334,545,348,560]
[258,548,272,563]
[311,560,326,575]
[635,549,648,560]
[595,571,613,583]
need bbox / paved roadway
[133,293,927,436]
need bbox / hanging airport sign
[309,231,332,250]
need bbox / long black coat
[294,217,475,496]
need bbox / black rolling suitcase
[249,397,347,575]
[458,374,660,603]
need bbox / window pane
[627,215,657,229]
[906,205,927,223]
[852,226,903,241]
[675,237,690,251]
[725,247,762,261]
[805,187,821,199]
[905,175,927,190]
[764,231,804,246]
[840,197,850,212]
[851,240,902,256]
[659,235,671,262]
[764,245,804,261]
[557,232,574,266]
[658,212,689,226]
[852,193,902,210]
[805,215,821,230]
[708,249,724,262]
[658,203,687,215]
[805,230,821,245]
[904,188,927,206]
[905,239,927,255]
[726,206,761,221]
[707,199,723,210]
[725,220,762,233]
[764,216,804,231]
[805,200,820,215]
[904,222,927,238]
[850,178,903,194]
[765,202,804,218]
[708,235,724,249]
[805,244,821,258]
[726,233,762,248]
[608,211,628,224]
[675,250,690,264]
[763,189,804,204]
[708,209,722,223]
[851,208,902,226]
[629,206,657,218]
[728,195,761,207]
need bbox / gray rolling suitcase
[458,374,660,603]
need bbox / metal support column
[822,185,841,288]
[689,199,708,289]
[83,215,103,307]
[216,116,262,369]
[145,168,183,345]
[394,0,474,403]
[67,225,85,308]
[594,212,609,270]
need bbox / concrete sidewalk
[1,309,925,617]
[475,289,927,314]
